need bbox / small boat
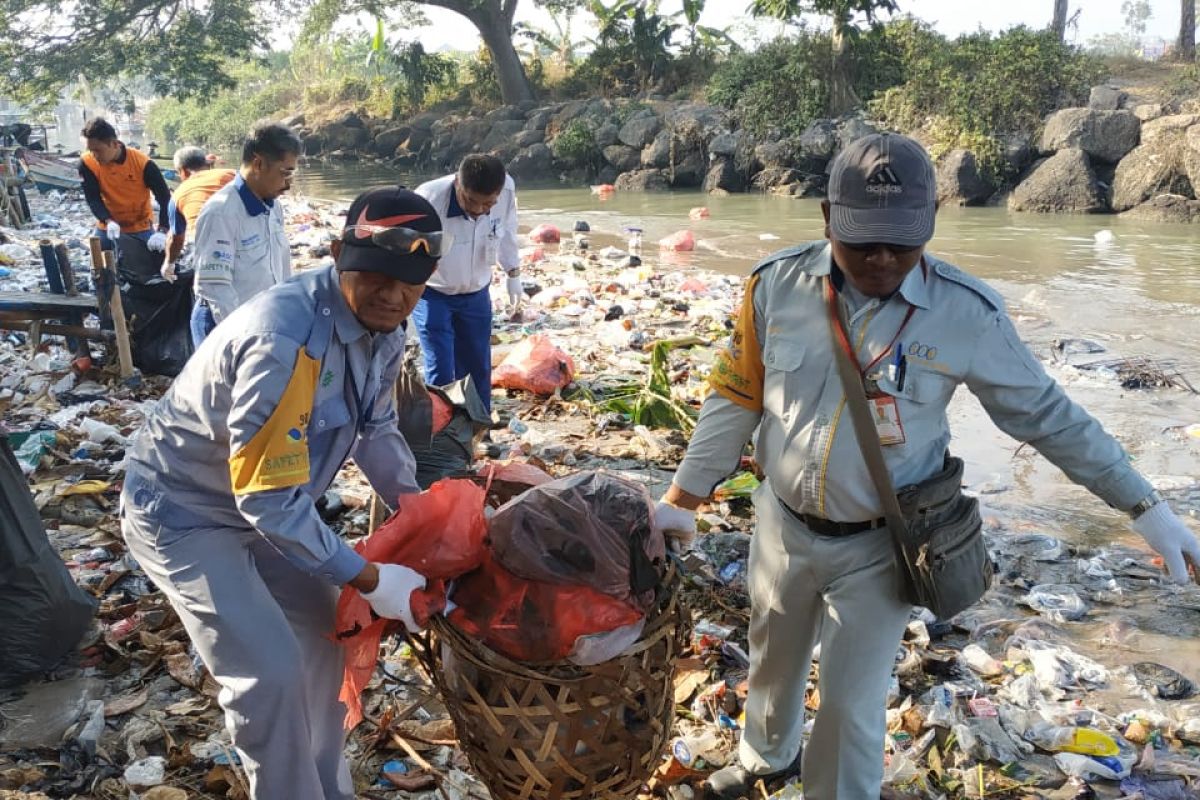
[24,152,82,193]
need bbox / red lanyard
[825,275,917,378]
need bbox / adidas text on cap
[827,133,936,248]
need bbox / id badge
[870,395,906,446]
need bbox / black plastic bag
[118,242,195,377]
[0,434,97,687]
[488,471,666,611]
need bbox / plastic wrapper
[489,471,666,610]
[659,230,695,251]
[447,552,644,663]
[528,223,560,243]
[491,334,576,396]
[335,479,488,729]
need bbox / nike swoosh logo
[355,209,427,229]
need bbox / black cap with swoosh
[337,186,443,284]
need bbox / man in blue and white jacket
[414,154,520,412]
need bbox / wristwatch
[1128,489,1164,519]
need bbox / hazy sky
[398,0,1184,51]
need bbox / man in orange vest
[78,118,172,254]
[160,146,236,283]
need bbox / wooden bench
[0,239,134,376]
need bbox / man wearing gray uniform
[652,133,1200,799]
[121,187,456,799]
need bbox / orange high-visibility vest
[82,145,154,233]
[173,168,236,235]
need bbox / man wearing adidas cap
[121,186,450,800]
[651,133,1200,798]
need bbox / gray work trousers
[738,480,912,800]
[122,496,353,800]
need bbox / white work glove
[1133,502,1200,584]
[361,563,427,632]
[506,274,524,307]
[105,220,121,242]
[653,499,698,554]
[147,231,168,252]
[160,259,177,283]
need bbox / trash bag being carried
[0,433,97,687]
[491,334,576,396]
[489,471,667,610]
[334,479,489,728]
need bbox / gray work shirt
[676,242,1152,522]
[125,264,418,585]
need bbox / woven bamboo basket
[411,569,689,800]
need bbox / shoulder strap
[825,278,921,583]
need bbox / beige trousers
[738,480,912,800]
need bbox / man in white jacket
[191,123,300,346]
[414,154,520,413]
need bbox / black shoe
[704,750,802,800]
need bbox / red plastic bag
[659,230,695,251]
[335,479,488,729]
[448,552,643,663]
[528,223,560,243]
[491,335,576,396]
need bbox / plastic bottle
[626,227,643,256]
[671,730,725,769]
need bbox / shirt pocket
[762,336,806,372]
[761,335,806,419]
[309,394,352,440]
[876,364,951,405]
[236,232,267,261]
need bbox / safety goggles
[343,225,454,258]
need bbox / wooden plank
[100,249,134,378]
[0,318,115,342]
[0,291,99,312]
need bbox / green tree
[749,0,900,116]
[0,0,545,110]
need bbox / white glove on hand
[506,274,524,307]
[1133,502,1200,584]
[147,231,168,252]
[653,499,697,553]
[160,259,177,283]
[361,563,427,632]
[105,220,121,243]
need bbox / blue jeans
[411,286,493,412]
[190,301,216,348]
[99,228,154,252]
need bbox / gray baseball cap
[827,133,936,248]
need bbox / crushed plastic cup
[960,643,1005,676]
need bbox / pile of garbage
[3,186,1200,800]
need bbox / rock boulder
[1040,109,1140,164]
[618,113,661,149]
[1111,138,1193,212]
[1009,148,1106,213]
[1119,194,1200,223]
[614,169,670,192]
[602,145,641,173]
[936,149,994,206]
